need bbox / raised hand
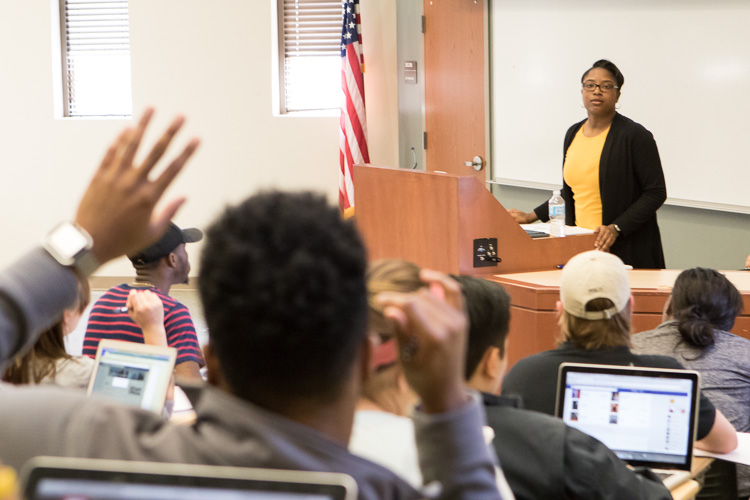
[75,108,200,264]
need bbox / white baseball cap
[560,250,630,320]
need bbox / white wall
[0,0,397,276]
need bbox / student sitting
[632,267,749,497]
[351,258,671,499]
[501,250,737,454]
[4,283,170,393]
[3,276,92,389]
[454,274,670,500]
[349,259,424,487]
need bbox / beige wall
[0,0,397,276]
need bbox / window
[275,0,342,114]
[58,0,133,117]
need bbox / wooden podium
[354,165,596,276]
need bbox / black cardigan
[534,113,666,269]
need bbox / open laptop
[21,456,357,500]
[555,362,701,490]
[87,339,176,413]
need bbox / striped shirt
[83,284,204,366]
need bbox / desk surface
[495,269,750,292]
[490,270,750,368]
[670,457,713,500]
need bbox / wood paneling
[424,0,487,184]
[354,165,597,276]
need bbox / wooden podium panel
[354,165,597,276]
[491,270,750,369]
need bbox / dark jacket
[534,113,667,269]
[483,393,672,500]
[500,342,716,439]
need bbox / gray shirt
[0,384,501,499]
[632,321,750,496]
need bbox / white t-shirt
[349,410,423,487]
[350,408,516,498]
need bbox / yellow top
[562,125,610,229]
[0,466,18,499]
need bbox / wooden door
[423,0,487,184]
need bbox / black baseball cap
[128,222,203,265]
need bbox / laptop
[555,362,700,489]
[21,456,357,500]
[87,339,177,413]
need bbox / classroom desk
[489,270,750,369]
[670,457,713,500]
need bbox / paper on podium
[521,223,595,236]
[695,432,750,465]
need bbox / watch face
[49,223,90,260]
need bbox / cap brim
[182,228,203,243]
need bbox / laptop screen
[87,340,176,413]
[23,457,357,500]
[555,363,700,470]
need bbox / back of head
[670,268,743,348]
[560,250,632,349]
[3,277,90,385]
[362,259,424,414]
[453,276,511,380]
[199,191,368,406]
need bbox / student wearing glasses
[508,59,667,269]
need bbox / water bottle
[548,190,565,238]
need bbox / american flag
[339,0,369,217]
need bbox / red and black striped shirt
[83,284,204,366]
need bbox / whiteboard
[490,0,750,213]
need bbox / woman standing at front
[509,60,667,269]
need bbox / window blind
[61,0,133,117]
[280,0,342,113]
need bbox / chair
[696,459,737,500]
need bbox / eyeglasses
[582,82,619,92]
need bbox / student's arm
[695,410,738,454]
[0,109,198,369]
[377,270,503,499]
[174,361,202,380]
[127,290,202,381]
[127,289,177,415]
[563,424,672,500]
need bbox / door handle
[464,155,483,171]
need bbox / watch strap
[43,222,100,277]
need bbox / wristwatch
[613,224,622,235]
[43,222,99,276]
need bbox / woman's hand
[126,289,168,347]
[594,224,619,253]
[745,254,750,269]
[507,209,538,224]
